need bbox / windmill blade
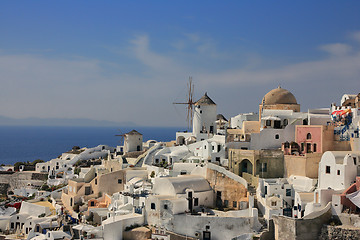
[172,76,195,130]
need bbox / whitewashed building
[318,151,360,191]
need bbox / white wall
[318,152,359,191]
[124,134,143,153]
[193,104,217,135]
[20,202,50,217]
[102,214,144,240]
[169,214,259,240]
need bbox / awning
[331,109,351,116]
[72,224,95,232]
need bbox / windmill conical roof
[125,130,142,135]
[195,92,216,106]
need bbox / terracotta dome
[262,86,297,105]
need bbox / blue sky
[1,1,360,126]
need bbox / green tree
[14,162,25,171]
[32,159,44,165]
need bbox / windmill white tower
[192,92,217,135]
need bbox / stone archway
[239,159,253,176]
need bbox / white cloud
[130,35,183,74]
[184,33,200,43]
[319,43,352,56]
[1,34,360,127]
[350,31,360,42]
[195,50,360,88]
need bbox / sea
[0,126,183,165]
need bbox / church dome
[262,86,297,105]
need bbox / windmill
[115,129,125,146]
[173,77,195,130]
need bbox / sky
[0,1,360,127]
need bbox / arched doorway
[239,159,253,177]
[177,136,185,145]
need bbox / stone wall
[206,167,248,209]
[319,225,360,240]
[123,226,151,240]
[0,183,10,195]
[31,173,48,181]
[0,171,46,190]
[272,204,332,240]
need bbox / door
[188,191,193,212]
[203,231,211,240]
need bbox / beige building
[61,168,147,214]
[228,149,284,187]
[226,121,260,143]
[259,86,300,120]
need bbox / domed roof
[262,86,297,105]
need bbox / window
[306,133,312,140]
[301,143,304,152]
[95,179,97,185]
[217,145,221,152]
[200,110,202,114]
[286,189,291,196]
[313,143,317,152]
[337,170,340,175]
[326,166,331,174]
[118,179,122,184]
[233,201,237,208]
[212,146,214,151]
[271,201,277,206]
[204,145,206,149]
[275,134,279,139]
[224,200,229,207]
[354,157,357,165]
[90,201,95,206]
[194,198,199,206]
[274,120,281,129]
[151,203,156,210]
[283,119,288,126]
[164,204,168,210]
[266,120,271,126]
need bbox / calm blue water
[0,126,182,165]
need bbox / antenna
[173,77,195,129]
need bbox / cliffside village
[0,87,360,240]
